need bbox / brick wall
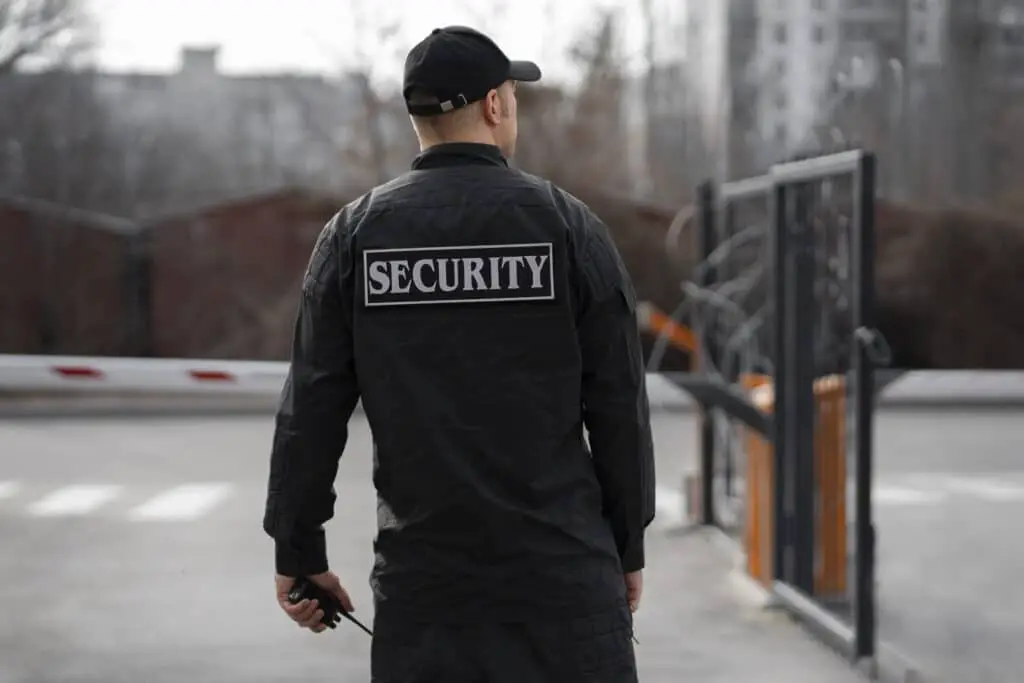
[147,190,339,359]
[0,201,137,355]
[0,187,693,366]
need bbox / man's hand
[275,571,355,634]
[625,570,643,613]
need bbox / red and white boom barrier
[0,355,292,396]
[3,353,1024,409]
[0,302,697,409]
[0,354,696,409]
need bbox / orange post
[814,375,847,600]
[745,380,775,586]
[742,375,848,600]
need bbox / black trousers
[370,607,639,683]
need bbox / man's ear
[482,90,502,125]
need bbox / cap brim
[508,60,542,82]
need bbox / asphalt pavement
[871,408,1024,683]
[1,409,1021,682]
[0,413,868,683]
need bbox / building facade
[681,0,960,177]
[618,0,696,200]
[92,46,367,201]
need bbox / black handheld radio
[287,577,373,636]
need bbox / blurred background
[5,0,1024,370]
[4,4,1024,683]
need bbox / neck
[418,130,497,152]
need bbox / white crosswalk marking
[0,481,20,500]
[28,485,121,517]
[0,472,1020,523]
[129,483,233,521]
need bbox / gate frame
[689,150,879,666]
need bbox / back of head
[402,26,542,159]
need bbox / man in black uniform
[264,25,656,683]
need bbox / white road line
[0,481,20,500]
[128,483,234,521]
[873,486,946,506]
[28,485,122,517]
[936,477,1024,502]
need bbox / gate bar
[852,153,878,660]
[770,179,789,584]
[770,149,865,183]
[790,180,817,595]
[695,181,717,526]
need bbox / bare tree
[0,0,90,75]
[346,0,402,185]
[637,0,656,197]
[563,12,631,188]
[515,9,630,191]
[0,0,113,209]
[281,1,418,188]
[0,70,107,203]
[0,64,230,217]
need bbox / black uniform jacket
[264,143,656,623]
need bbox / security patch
[363,243,555,307]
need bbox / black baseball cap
[403,26,542,117]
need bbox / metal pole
[852,154,878,659]
[770,180,789,583]
[790,181,817,595]
[720,200,737,502]
[696,180,718,527]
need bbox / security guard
[264,25,656,683]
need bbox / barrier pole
[815,375,848,600]
[746,379,775,585]
[742,375,847,599]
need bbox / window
[774,59,786,77]
[774,89,787,109]
[813,25,826,42]
[844,21,875,41]
[775,123,787,143]
[915,29,928,45]
[774,23,788,42]
[812,0,826,9]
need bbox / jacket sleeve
[263,213,361,577]
[573,207,656,573]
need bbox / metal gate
[689,150,883,665]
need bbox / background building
[92,46,365,199]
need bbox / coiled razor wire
[647,175,861,532]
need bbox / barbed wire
[650,173,861,530]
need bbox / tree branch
[0,0,83,75]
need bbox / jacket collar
[411,143,509,170]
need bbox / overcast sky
[89,0,645,83]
